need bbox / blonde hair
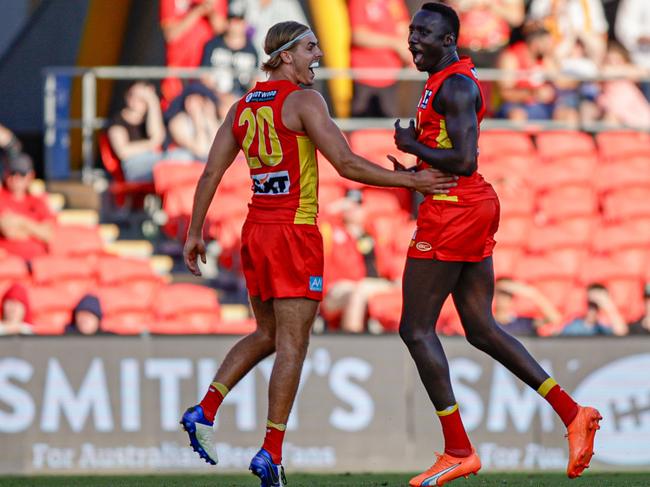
[261,21,310,73]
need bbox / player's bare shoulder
[438,74,480,112]
[283,88,329,132]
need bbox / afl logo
[572,354,650,465]
[416,242,432,252]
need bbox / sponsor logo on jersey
[309,276,323,292]
[252,170,290,195]
[419,89,433,109]
[416,241,433,252]
[245,90,278,103]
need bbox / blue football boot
[180,405,218,465]
[249,448,287,486]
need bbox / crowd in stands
[3,1,649,338]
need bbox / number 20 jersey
[232,79,319,225]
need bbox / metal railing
[42,66,650,182]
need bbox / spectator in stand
[598,41,650,130]
[239,0,308,62]
[159,0,228,103]
[497,23,556,120]
[628,284,650,335]
[0,154,54,261]
[0,123,22,161]
[348,0,411,118]
[560,284,627,336]
[494,278,561,337]
[445,0,525,68]
[201,5,259,119]
[108,82,189,182]
[320,197,395,333]
[0,283,32,336]
[64,294,105,336]
[166,83,221,161]
[615,0,650,100]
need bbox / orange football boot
[566,406,602,478]
[409,449,481,486]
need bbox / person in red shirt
[393,4,601,486]
[0,154,54,261]
[179,20,454,486]
[349,0,412,117]
[159,0,228,103]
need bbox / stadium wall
[0,336,648,474]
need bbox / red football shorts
[408,198,500,262]
[241,221,324,301]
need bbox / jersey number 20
[238,107,283,169]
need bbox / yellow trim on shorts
[436,403,459,416]
[537,377,558,398]
[432,194,459,202]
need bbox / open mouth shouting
[309,60,320,76]
[410,47,424,66]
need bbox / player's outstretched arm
[394,74,480,177]
[295,89,456,194]
[184,103,240,276]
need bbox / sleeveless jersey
[232,79,319,225]
[416,56,496,204]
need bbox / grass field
[1,473,649,487]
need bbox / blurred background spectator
[614,0,650,99]
[348,0,411,118]
[0,154,54,261]
[628,284,650,335]
[200,5,258,119]
[560,284,627,336]
[0,283,32,336]
[446,0,525,68]
[496,24,556,121]
[108,82,191,182]
[165,83,220,161]
[159,0,228,103]
[494,277,561,337]
[64,294,105,336]
[238,0,308,61]
[0,123,22,161]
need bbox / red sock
[538,378,579,427]
[437,405,473,457]
[199,382,228,422]
[262,420,286,464]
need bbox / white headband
[268,30,314,58]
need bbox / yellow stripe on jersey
[294,136,318,225]
[537,377,558,398]
[436,119,453,149]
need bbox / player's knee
[399,320,431,347]
[465,326,498,352]
[252,329,276,353]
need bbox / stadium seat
[214,318,257,335]
[318,156,345,188]
[536,185,598,221]
[496,185,535,218]
[526,218,596,253]
[360,188,403,218]
[219,155,253,192]
[495,216,530,247]
[595,157,650,194]
[28,285,79,334]
[367,289,401,332]
[531,156,596,191]
[31,255,96,298]
[153,283,221,330]
[96,256,162,301]
[596,131,650,163]
[48,225,105,256]
[493,246,524,278]
[535,131,597,161]
[478,130,535,160]
[98,132,155,208]
[97,287,154,335]
[0,254,30,295]
[153,162,204,197]
[602,187,650,222]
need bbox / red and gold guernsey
[415,57,497,211]
[232,79,319,225]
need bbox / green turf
[1,473,649,487]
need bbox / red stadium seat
[28,286,79,334]
[536,131,597,161]
[48,225,104,256]
[596,131,650,163]
[153,283,221,329]
[478,130,535,160]
[31,255,96,298]
[532,156,596,191]
[493,246,524,278]
[214,318,257,335]
[496,185,535,218]
[495,216,531,247]
[98,132,154,208]
[595,157,650,194]
[602,187,650,222]
[367,289,402,332]
[536,185,598,221]
[318,156,345,188]
[97,256,162,301]
[98,287,154,335]
[0,254,30,295]
[527,218,596,253]
[153,162,204,197]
